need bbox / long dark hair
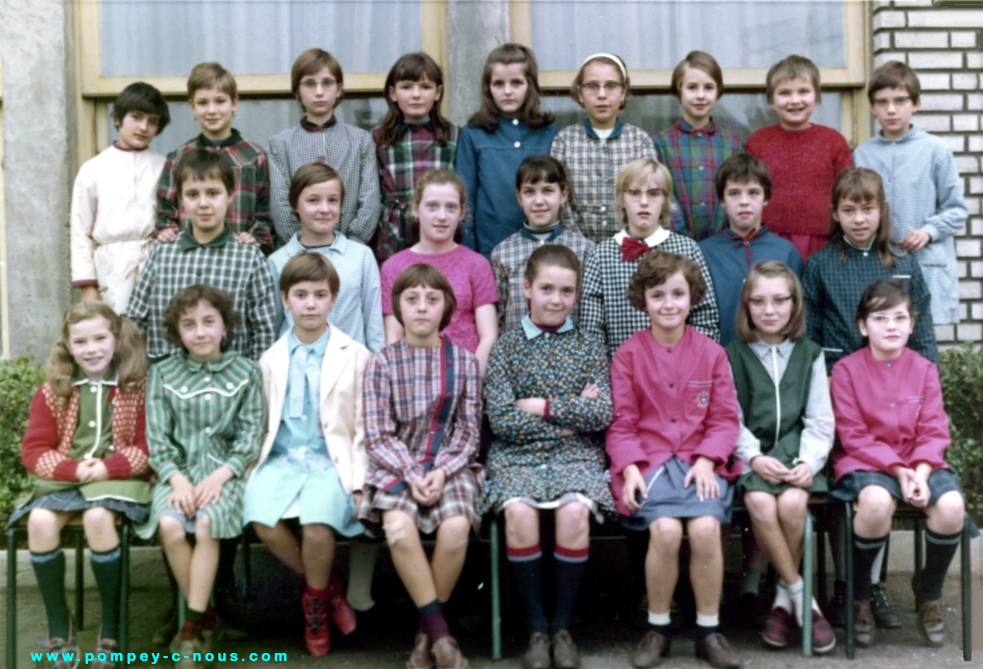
[829,167,900,269]
[468,43,554,133]
[378,52,454,147]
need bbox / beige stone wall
[871,0,983,345]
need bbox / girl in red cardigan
[830,279,967,649]
[11,301,149,669]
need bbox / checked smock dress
[139,351,264,539]
[480,318,615,518]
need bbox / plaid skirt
[8,489,150,527]
[358,465,482,538]
[830,468,963,507]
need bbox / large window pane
[100,0,421,76]
[108,98,389,152]
[540,92,843,142]
[531,1,845,71]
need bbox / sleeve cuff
[72,280,98,288]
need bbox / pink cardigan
[831,347,950,481]
[606,327,742,516]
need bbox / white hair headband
[582,53,628,81]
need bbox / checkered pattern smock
[653,119,744,241]
[490,227,595,332]
[802,242,938,374]
[126,229,277,360]
[358,339,484,533]
[155,130,274,252]
[551,120,675,244]
[372,122,459,261]
[139,351,264,540]
[580,232,720,357]
[268,121,381,245]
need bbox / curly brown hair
[162,285,241,352]
[626,252,706,312]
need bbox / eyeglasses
[300,77,338,90]
[623,188,662,201]
[872,95,911,109]
[579,82,624,94]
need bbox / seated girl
[606,251,741,669]
[727,261,835,653]
[139,285,264,667]
[14,302,150,668]
[358,264,484,669]
[831,279,969,649]
[482,244,614,669]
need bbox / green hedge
[0,346,981,523]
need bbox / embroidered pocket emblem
[697,391,709,407]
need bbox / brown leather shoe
[853,599,875,647]
[522,633,550,669]
[694,632,740,668]
[917,598,946,647]
[406,633,435,669]
[431,636,467,669]
[630,630,670,668]
[552,630,580,669]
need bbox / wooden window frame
[508,0,872,146]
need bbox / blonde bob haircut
[615,158,674,230]
[735,260,806,344]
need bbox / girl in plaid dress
[728,261,835,653]
[372,52,459,262]
[13,302,149,669]
[830,279,969,649]
[550,53,668,245]
[359,265,483,669]
[139,286,264,667]
[482,245,614,669]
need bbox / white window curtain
[99,0,422,76]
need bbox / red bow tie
[620,236,652,262]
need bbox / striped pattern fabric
[372,122,459,261]
[802,242,938,373]
[140,351,264,539]
[268,121,381,245]
[155,130,274,252]
[490,227,595,332]
[551,120,664,245]
[126,229,278,360]
[653,119,744,241]
[580,232,721,357]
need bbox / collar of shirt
[195,128,243,149]
[176,226,232,251]
[300,116,338,133]
[673,118,719,136]
[180,350,237,374]
[748,337,794,362]
[73,371,118,388]
[613,227,671,248]
[520,223,565,242]
[295,230,349,255]
[521,314,574,340]
[287,327,330,361]
[583,118,624,140]
[875,125,916,143]
[843,237,876,253]
[722,225,769,245]
[399,118,433,135]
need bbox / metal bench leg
[844,502,855,660]
[961,514,972,662]
[240,531,251,602]
[490,516,502,660]
[817,519,828,608]
[7,527,19,669]
[75,529,84,631]
[915,517,925,577]
[120,521,130,655]
[802,512,813,656]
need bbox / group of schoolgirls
[25,35,967,669]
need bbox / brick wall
[871,0,983,345]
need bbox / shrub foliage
[0,358,45,523]
[940,344,983,524]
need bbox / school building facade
[0,0,980,359]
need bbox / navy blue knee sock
[922,528,962,601]
[31,548,70,640]
[507,544,549,635]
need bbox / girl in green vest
[726,260,836,653]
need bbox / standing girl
[139,285,264,666]
[607,252,741,669]
[380,169,498,375]
[482,245,614,669]
[551,53,666,245]
[455,43,558,257]
[581,158,719,358]
[268,48,381,244]
[13,303,150,666]
[359,264,484,669]
[831,279,968,648]
[372,52,459,262]
[654,51,744,241]
[728,261,835,653]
